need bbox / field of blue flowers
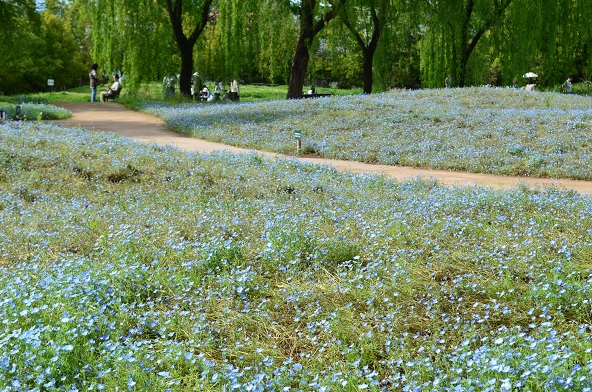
[2,92,592,391]
[0,103,71,121]
[144,87,592,180]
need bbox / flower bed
[144,87,592,180]
[1,120,592,390]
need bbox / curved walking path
[52,102,592,194]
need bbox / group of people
[155,71,241,102]
[191,72,240,102]
[521,75,574,93]
[88,63,122,102]
[444,72,575,93]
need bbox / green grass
[2,107,592,389]
[2,82,362,106]
[2,87,592,390]
[16,85,96,103]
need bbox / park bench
[104,86,123,102]
[301,93,332,99]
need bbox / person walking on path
[89,64,99,102]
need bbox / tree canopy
[0,0,87,95]
[2,0,591,95]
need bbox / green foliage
[4,0,592,95]
[419,0,592,88]
[0,102,71,120]
[374,9,421,90]
[0,7,87,95]
[4,115,592,388]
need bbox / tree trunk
[362,8,381,94]
[166,0,213,97]
[339,0,382,94]
[179,45,194,96]
[287,40,312,98]
[458,0,512,87]
[287,0,315,99]
[362,50,374,93]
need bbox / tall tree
[336,0,391,93]
[494,0,592,86]
[420,0,513,87]
[0,0,36,37]
[373,3,422,89]
[89,0,214,95]
[287,0,342,98]
[166,0,215,95]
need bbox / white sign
[47,79,54,86]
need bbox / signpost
[294,129,302,153]
[48,79,54,95]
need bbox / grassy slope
[143,87,592,181]
[1,101,592,390]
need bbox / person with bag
[89,63,99,102]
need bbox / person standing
[162,73,177,96]
[100,74,121,102]
[229,79,239,101]
[445,74,453,88]
[191,72,203,100]
[89,63,99,102]
[214,80,222,101]
[562,76,573,93]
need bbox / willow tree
[494,0,592,86]
[215,0,296,84]
[287,0,343,98]
[254,1,299,84]
[88,0,214,95]
[420,0,513,88]
[372,3,422,89]
[335,0,392,93]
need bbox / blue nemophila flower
[2,114,592,389]
[144,87,592,180]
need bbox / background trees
[335,0,392,94]
[87,0,214,95]
[419,0,592,88]
[0,0,86,95]
[1,0,591,95]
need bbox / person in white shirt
[100,75,121,102]
[229,79,239,101]
[201,86,211,101]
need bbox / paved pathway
[52,102,592,194]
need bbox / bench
[104,87,123,102]
[301,93,332,99]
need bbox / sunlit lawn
[2,82,362,106]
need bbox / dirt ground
[52,102,592,195]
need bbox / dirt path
[52,102,592,194]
